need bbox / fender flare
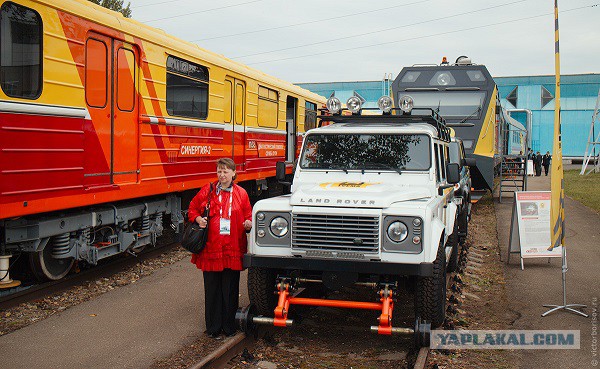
[446,202,458,235]
[429,218,446,263]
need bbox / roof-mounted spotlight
[377,96,393,114]
[399,95,414,114]
[326,96,342,115]
[346,96,362,114]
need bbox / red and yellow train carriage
[0,0,325,281]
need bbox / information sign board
[507,191,562,269]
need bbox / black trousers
[202,269,240,335]
[544,165,550,175]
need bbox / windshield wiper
[326,162,348,173]
[458,96,483,124]
[458,106,482,124]
[361,162,402,175]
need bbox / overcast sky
[131,0,599,83]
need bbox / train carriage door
[112,41,139,184]
[224,77,246,170]
[84,34,111,186]
[286,96,297,162]
[234,80,246,171]
[84,34,138,185]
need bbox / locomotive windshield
[300,133,431,171]
[397,91,486,119]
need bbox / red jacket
[187,183,252,271]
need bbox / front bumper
[243,254,434,277]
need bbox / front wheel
[247,267,278,316]
[415,238,447,328]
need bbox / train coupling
[235,277,431,347]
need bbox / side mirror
[463,157,477,167]
[276,161,286,182]
[446,163,460,184]
[276,161,292,188]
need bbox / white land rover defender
[243,95,464,333]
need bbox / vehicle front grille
[291,213,379,253]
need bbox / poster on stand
[508,191,562,269]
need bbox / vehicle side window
[304,101,317,131]
[166,55,209,119]
[434,143,441,182]
[438,144,446,181]
[0,2,43,99]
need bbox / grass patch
[563,169,600,213]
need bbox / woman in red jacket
[188,158,252,338]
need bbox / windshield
[300,133,431,171]
[398,91,486,118]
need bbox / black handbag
[181,183,213,254]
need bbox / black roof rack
[317,107,451,142]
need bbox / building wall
[298,74,600,157]
[496,74,600,157]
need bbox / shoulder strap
[206,183,214,211]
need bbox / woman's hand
[243,220,252,231]
[195,216,208,229]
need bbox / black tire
[415,238,447,328]
[247,267,278,316]
[446,222,460,273]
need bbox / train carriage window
[235,81,244,124]
[257,85,278,128]
[224,79,232,123]
[85,39,108,108]
[166,55,208,120]
[117,48,135,111]
[304,101,317,131]
[0,2,42,99]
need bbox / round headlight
[257,229,266,238]
[256,212,265,221]
[346,96,362,114]
[387,221,408,243]
[326,97,342,114]
[377,96,393,113]
[413,218,422,227]
[269,217,288,237]
[436,72,451,86]
[399,95,414,113]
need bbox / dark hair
[216,158,237,180]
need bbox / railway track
[0,241,179,310]
[188,235,470,369]
[185,267,460,369]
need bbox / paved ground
[496,173,599,368]
[0,258,248,369]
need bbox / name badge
[219,218,231,235]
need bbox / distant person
[542,151,552,176]
[527,148,534,160]
[534,151,542,176]
[188,158,252,339]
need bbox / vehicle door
[84,33,139,185]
